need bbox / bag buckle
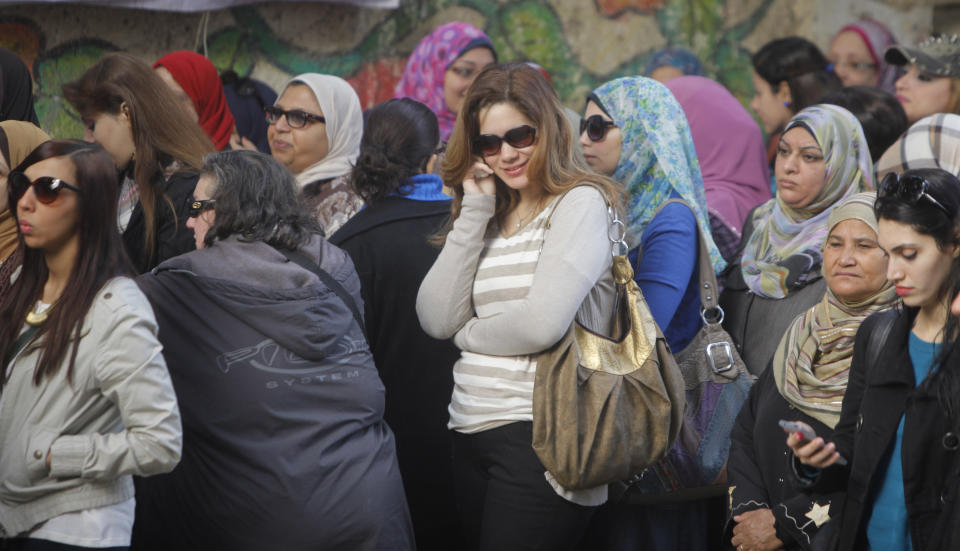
[609,207,628,257]
[705,341,735,374]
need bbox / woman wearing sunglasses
[267,73,364,236]
[416,63,621,550]
[0,140,182,550]
[134,150,413,550]
[665,76,772,262]
[63,52,214,274]
[720,104,873,377]
[0,121,50,300]
[576,75,725,551]
[788,168,960,551]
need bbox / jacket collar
[872,307,919,386]
[328,197,450,245]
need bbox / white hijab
[279,73,363,186]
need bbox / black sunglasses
[8,172,82,205]
[188,199,216,218]
[879,172,952,217]
[474,125,537,157]
[579,115,617,142]
[264,105,326,129]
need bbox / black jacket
[797,309,960,550]
[133,236,413,551]
[727,365,843,550]
[121,169,197,274]
[720,208,827,376]
[329,197,462,551]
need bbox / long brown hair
[62,52,214,262]
[442,62,621,229]
[0,140,133,385]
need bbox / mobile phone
[779,419,848,466]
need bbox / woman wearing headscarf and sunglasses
[719,104,874,378]
[789,168,960,550]
[577,75,726,551]
[267,73,364,236]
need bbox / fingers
[795,437,839,468]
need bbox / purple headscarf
[665,76,771,236]
[834,20,898,93]
[394,22,495,140]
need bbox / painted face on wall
[823,219,888,303]
[828,31,879,87]
[444,47,496,115]
[895,65,955,124]
[267,84,329,176]
[17,156,81,255]
[578,100,622,177]
[750,71,793,134]
[774,126,827,210]
[878,218,958,310]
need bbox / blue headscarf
[643,48,705,78]
[592,76,726,273]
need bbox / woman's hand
[462,159,495,196]
[731,508,784,551]
[786,422,841,469]
[229,132,258,151]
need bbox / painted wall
[0,0,936,139]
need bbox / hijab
[665,76,771,236]
[394,22,496,141]
[154,51,236,150]
[875,113,960,180]
[0,121,51,278]
[834,20,899,94]
[773,192,897,427]
[591,76,726,273]
[0,47,38,125]
[279,73,363,186]
[740,104,873,299]
[643,48,705,78]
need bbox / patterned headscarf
[592,76,726,273]
[773,192,897,428]
[394,22,496,141]
[833,20,899,93]
[643,48,705,78]
[277,74,363,186]
[740,105,873,298]
[875,113,960,180]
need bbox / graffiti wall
[0,0,933,139]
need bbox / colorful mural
[0,0,781,139]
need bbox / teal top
[864,331,939,551]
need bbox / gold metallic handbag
[531,195,686,491]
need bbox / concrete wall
[0,0,940,139]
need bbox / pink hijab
[665,76,771,235]
[393,22,495,140]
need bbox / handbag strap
[272,246,368,341]
[647,198,720,314]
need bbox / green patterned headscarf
[740,104,874,298]
[591,76,726,274]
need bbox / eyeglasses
[188,199,216,217]
[879,172,952,217]
[474,125,537,157]
[579,115,617,142]
[264,106,326,129]
[827,60,878,74]
[8,172,82,205]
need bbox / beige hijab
[772,192,898,428]
[0,120,51,262]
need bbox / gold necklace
[25,302,51,326]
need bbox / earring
[783,101,791,107]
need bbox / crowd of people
[0,15,958,551]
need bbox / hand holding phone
[463,158,496,196]
[779,419,848,467]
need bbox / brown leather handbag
[531,192,686,491]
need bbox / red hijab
[154,51,235,150]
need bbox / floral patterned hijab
[591,76,726,273]
[740,105,874,298]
